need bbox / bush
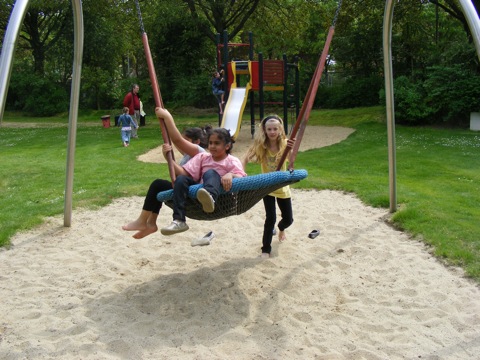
[8,72,69,116]
[383,66,480,127]
[169,73,214,108]
[383,75,434,125]
[316,75,383,108]
[423,65,480,126]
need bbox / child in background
[242,115,295,258]
[117,106,138,147]
[122,107,211,239]
[123,84,140,138]
[161,128,247,235]
[212,70,225,114]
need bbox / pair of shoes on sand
[197,188,215,213]
[161,220,189,235]
[191,231,215,246]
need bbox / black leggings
[143,179,173,214]
[262,195,293,254]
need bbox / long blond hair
[245,114,288,165]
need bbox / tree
[17,0,70,75]
[0,1,13,46]
[429,0,480,44]
[182,0,261,43]
[332,0,385,78]
[79,0,138,109]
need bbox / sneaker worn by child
[161,220,189,235]
[196,188,215,213]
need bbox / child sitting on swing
[122,107,211,239]
[161,128,247,235]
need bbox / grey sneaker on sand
[161,220,189,235]
[191,231,215,246]
[197,188,215,213]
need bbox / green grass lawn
[1,106,479,281]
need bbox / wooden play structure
[215,31,300,138]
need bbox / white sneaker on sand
[191,231,215,247]
[161,220,189,235]
[197,188,215,213]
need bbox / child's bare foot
[278,230,287,242]
[260,252,270,259]
[132,225,158,239]
[122,220,146,232]
[122,219,158,239]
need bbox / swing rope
[277,0,342,171]
[134,0,176,182]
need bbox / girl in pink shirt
[161,128,247,235]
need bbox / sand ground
[1,124,479,359]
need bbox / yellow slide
[220,62,252,140]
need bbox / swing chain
[332,0,343,27]
[134,0,145,34]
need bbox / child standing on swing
[242,115,296,258]
[161,128,246,235]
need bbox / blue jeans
[121,129,131,143]
[172,169,221,221]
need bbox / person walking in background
[212,70,225,114]
[123,83,140,138]
[117,106,137,147]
